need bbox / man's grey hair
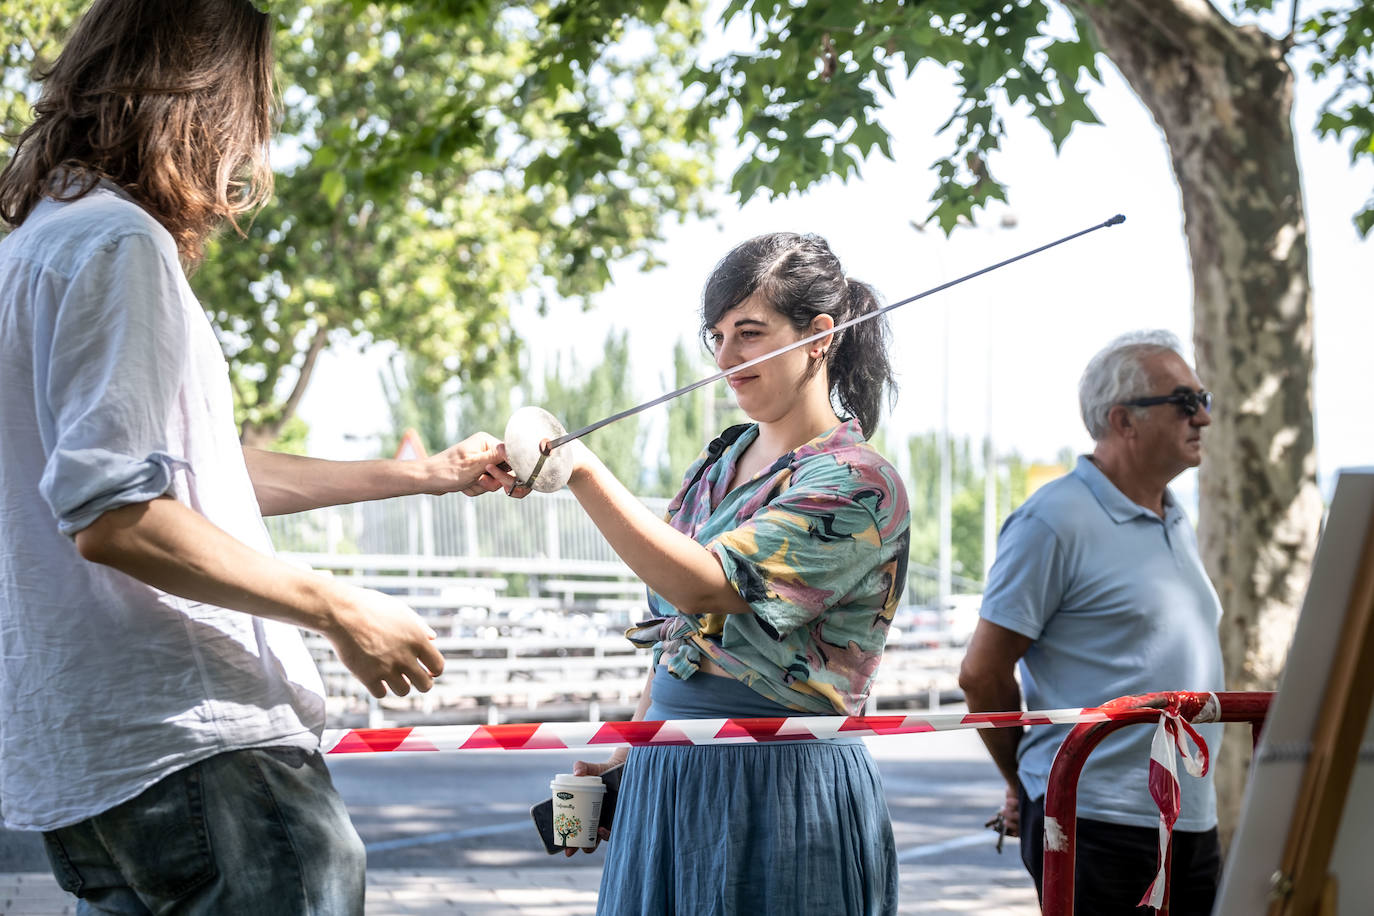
[1078,329,1186,441]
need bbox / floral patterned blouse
[627,419,910,716]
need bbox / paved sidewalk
[1,864,1038,915]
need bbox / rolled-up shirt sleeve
[707,486,888,640]
[36,231,192,536]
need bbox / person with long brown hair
[0,2,504,912]
[0,0,275,261]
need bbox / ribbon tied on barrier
[1139,693,1216,909]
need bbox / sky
[299,12,1373,498]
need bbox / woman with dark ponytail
[493,232,910,915]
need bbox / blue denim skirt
[596,667,898,915]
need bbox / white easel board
[1215,467,1374,915]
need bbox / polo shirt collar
[1071,455,1180,525]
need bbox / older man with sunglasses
[959,329,1225,915]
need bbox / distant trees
[411,331,1059,606]
[654,340,747,496]
[1,0,716,447]
[539,331,647,491]
[905,432,1049,600]
[382,335,1061,597]
[382,330,652,489]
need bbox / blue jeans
[41,746,365,916]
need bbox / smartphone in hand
[530,763,625,855]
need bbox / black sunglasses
[1120,389,1213,417]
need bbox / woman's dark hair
[0,0,275,263]
[701,232,896,437]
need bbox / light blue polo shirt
[979,456,1225,830]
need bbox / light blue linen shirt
[979,456,1225,831]
[0,185,324,831]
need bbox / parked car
[889,594,982,647]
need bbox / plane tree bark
[1064,0,1323,839]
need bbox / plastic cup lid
[550,774,607,789]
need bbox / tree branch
[254,343,284,412]
[1283,0,1301,50]
[279,323,330,429]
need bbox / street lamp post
[984,310,997,582]
[938,304,952,610]
[982,212,1018,583]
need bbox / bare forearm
[960,620,1034,790]
[244,432,503,516]
[630,669,654,721]
[244,448,431,516]
[76,497,446,699]
[75,496,450,698]
[567,456,748,616]
[962,675,1025,788]
[75,496,347,634]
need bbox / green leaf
[545,57,574,94]
[1356,203,1374,238]
[319,171,346,209]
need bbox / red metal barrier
[1040,690,1272,915]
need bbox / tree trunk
[1066,0,1323,844]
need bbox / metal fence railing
[265,491,670,567]
[266,495,980,723]
[267,493,983,607]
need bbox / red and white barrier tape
[321,707,1116,755]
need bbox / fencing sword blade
[540,213,1126,452]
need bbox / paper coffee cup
[549,773,607,848]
